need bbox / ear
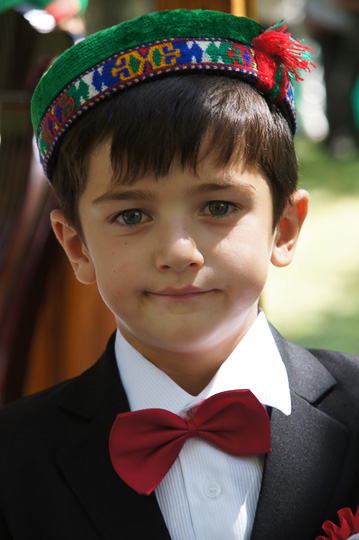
[271,189,309,268]
[50,209,96,284]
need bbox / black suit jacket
[0,328,359,539]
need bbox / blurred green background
[264,138,359,354]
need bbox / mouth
[149,287,215,299]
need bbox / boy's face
[52,142,308,390]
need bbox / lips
[150,287,213,297]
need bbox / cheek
[216,228,273,282]
[219,225,272,261]
[89,244,141,300]
[89,235,136,275]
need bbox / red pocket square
[316,506,359,540]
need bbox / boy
[1,9,359,540]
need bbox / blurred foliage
[266,137,359,355]
[296,138,359,195]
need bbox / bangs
[105,74,287,184]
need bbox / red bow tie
[109,389,271,495]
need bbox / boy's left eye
[122,209,142,225]
[204,201,234,216]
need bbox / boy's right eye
[114,209,144,226]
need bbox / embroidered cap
[31,9,314,180]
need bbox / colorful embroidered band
[31,9,314,180]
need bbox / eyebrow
[187,181,257,196]
[92,188,157,205]
[92,180,256,205]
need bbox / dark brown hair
[52,74,298,234]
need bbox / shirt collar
[115,311,291,417]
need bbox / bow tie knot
[186,416,199,438]
[109,389,271,495]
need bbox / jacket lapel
[55,334,171,540]
[251,329,349,540]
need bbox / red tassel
[253,21,315,83]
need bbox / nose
[155,224,204,273]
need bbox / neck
[118,318,256,395]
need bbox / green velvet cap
[31,9,313,180]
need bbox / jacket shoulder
[270,324,359,414]
[307,347,359,387]
[0,332,118,433]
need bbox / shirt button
[204,481,221,499]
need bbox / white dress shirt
[115,311,291,540]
